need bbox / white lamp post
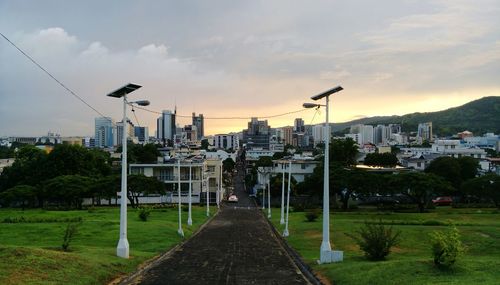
[280,162,285,225]
[107,83,148,259]
[303,85,343,263]
[267,171,271,218]
[217,159,222,209]
[283,160,292,237]
[177,160,184,237]
[206,166,210,217]
[187,163,193,226]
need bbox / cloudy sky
[1,0,499,137]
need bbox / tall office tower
[417,122,433,142]
[361,125,374,144]
[312,124,325,146]
[374,125,390,145]
[281,126,294,146]
[192,112,204,140]
[294,118,305,132]
[115,119,134,146]
[388,124,402,135]
[157,110,176,145]
[134,126,149,144]
[243,117,271,149]
[95,117,115,148]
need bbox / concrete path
[123,165,311,285]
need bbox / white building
[312,124,325,146]
[417,122,433,142]
[128,158,224,204]
[214,134,240,150]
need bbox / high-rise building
[374,125,390,145]
[214,133,240,150]
[192,113,204,140]
[417,122,433,142]
[243,117,271,149]
[312,124,325,145]
[281,126,293,146]
[294,118,305,132]
[157,110,176,145]
[134,126,149,144]
[95,117,115,148]
[115,119,134,146]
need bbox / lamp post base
[187,218,193,226]
[283,229,289,237]
[177,228,184,237]
[318,250,343,264]
[280,218,285,225]
[116,238,129,259]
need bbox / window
[131,167,144,174]
[417,162,422,168]
[301,164,307,170]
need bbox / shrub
[430,225,465,268]
[304,209,320,222]
[62,222,80,251]
[293,203,305,212]
[138,207,151,221]
[346,220,401,261]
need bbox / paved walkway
[123,166,311,285]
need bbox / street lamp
[303,85,343,264]
[107,83,148,259]
[267,171,271,219]
[283,160,292,237]
[280,162,285,225]
[187,163,193,226]
[177,159,184,237]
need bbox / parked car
[432,196,453,206]
[228,195,239,203]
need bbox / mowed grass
[270,207,500,285]
[0,205,215,285]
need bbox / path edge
[260,206,324,285]
[109,208,221,285]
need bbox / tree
[461,174,500,208]
[364,153,398,167]
[425,157,462,189]
[89,175,121,206]
[0,145,48,192]
[0,185,37,209]
[330,138,358,167]
[201,139,209,150]
[43,175,93,209]
[222,158,235,173]
[124,143,160,164]
[255,156,273,167]
[457,156,479,181]
[127,174,165,208]
[389,172,452,212]
[45,144,111,178]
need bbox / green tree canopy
[364,153,398,167]
[222,158,235,173]
[389,172,453,212]
[461,174,500,208]
[0,185,37,209]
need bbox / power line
[132,105,310,120]
[1,31,313,124]
[0,32,107,118]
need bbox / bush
[62,222,79,251]
[138,207,151,221]
[430,225,465,268]
[346,220,401,261]
[293,203,305,212]
[304,209,320,222]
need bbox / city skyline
[1,1,499,136]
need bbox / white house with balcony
[129,157,224,204]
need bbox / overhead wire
[2,31,314,124]
[0,31,107,118]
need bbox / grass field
[0,205,215,285]
[270,207,500,285]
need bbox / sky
[1,0,499,137]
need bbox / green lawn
[0,205,215,285]
[270,207,500,285]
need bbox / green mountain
[331,96,500,136]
